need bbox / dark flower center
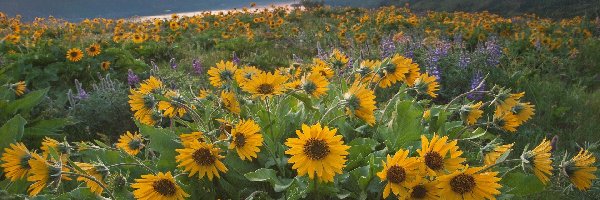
[20,154,32,169]
[424,151,444,170]
[411,185,428,199]
[358,67,371,76]
[319,70,328,77]
[302,82,317,95]
[450,174,476,194]
[70,52,79,57]
[221,124,233,135]
[333,60,344,68]
[58,143,70,155]
[192,148,215,166]
[152,179,177,196]
[386,165,406,184]
[512,104,524,114]
[385,63,396,73]
[48,165,62,181]
[143,95,156,108]
[497,118,506,127]
[303,138,330,160]
[89,47,96,52]
[128,139,143,150]
[244,73,254,79]
[257,84,275,94]
[219,70,233,81]
[345,95,361,111]
[233,133,246,147]
[564,164,575,176]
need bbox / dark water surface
[0,0,296,21]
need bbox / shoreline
[129,1,298,22]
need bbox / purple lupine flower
[458,52,471,69]
[127,69,140,86]
[467,72,486,100]
[425,42,450,81]
[169,58,177,70]
[74,79,89,100]
[485,37,502,67]
[403,43,415,59]
[346,58,354,68]
[192,59,203,75]
[380,36,396,59]
[232,52,240,65]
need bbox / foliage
[0,3,599,199]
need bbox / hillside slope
[324,0,600,18]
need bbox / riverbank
[129,1,297,22]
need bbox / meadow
[0,3,599,199]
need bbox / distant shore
[129,1,298,22]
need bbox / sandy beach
[130,1,298,22]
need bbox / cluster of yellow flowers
[2,126,596,199]
[2,4,594,51]
[128,50,442,129]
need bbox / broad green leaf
[0,178,28,194]
[382,100,423,152]
[349,166,372,190]
[0,114,27,154]
[244,168,293,192]
[94,140,111,148]
[5,88,49,116]
[290,93,318,111]
[24,118,75,137]
[285,177,309,200]
[502,172,545,196]
[495,149,512,164]
[138,123,181,170]
[346,138,378,170]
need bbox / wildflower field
[1,3,600,200]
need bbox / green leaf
[285,177,309,200]
[290,93,317,111]
[381,100,423,152]
[24,118,76,137]
[502,172,545,196]
[0,114,27,154]
[346,138,378,170]
[244,168,293,192]
[138,122,181,170]
[93,139,110,148]
[5,88,49,116]
[349,166,372,190]
[495,150,512,164]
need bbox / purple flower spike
[232,52,240,65]
[127,69,140,86]
[458,52,471,69]
[425,42,449,81]
[467,72,486,101]
[485,37,502,67]
[380,36,396,59]
[74,79,88,100]
[192,59,203,75]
